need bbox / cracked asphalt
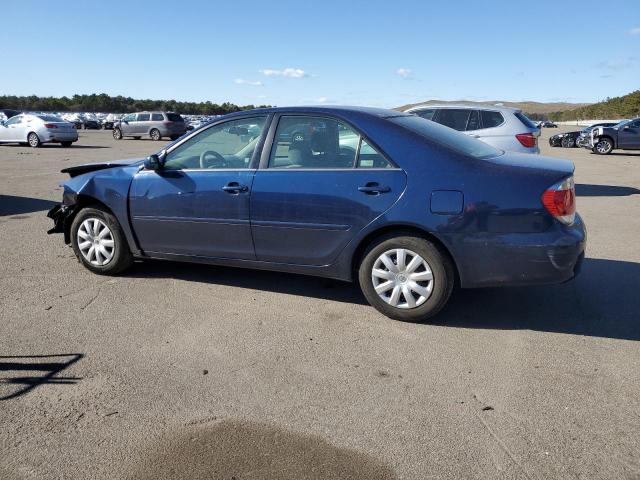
[1,128,639,479]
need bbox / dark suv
[586,118,640,154]
[113,112,187,141]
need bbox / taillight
[542,176,576,225]
[516,133,537,148]
[44,123,58,129]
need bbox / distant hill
[395,99,591,115]
[547,90,640,121]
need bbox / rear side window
[137,113,150,121]
[480,110,504,129]
[413,109,435,120]
[37,115,63,122]
[392,115,502,159]
[151,113,163,121]
[514,112,536,129]
[356,139,393,169]
[166,113,183,122]
[434,109,471,131]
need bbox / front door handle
[358,183,390,195]
[222,182,249,193]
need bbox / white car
[0,113,78,147]
[404,104,541,154]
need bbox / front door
[120,113,136,136]
[618,119,640,149]
[129,115,269,259]
[250,115,406,266]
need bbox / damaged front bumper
[47,204,76,244]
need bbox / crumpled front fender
[47,204,76,244]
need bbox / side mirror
[144,151,166,170]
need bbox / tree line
[0,93,270,115]
[541,90,640,122]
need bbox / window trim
[159,114,272,172]
[258,113,399,171]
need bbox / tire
[70,206,133,275]
[150,129,161,141]
[594,137,613,155]
[60,141,73,148]
[113,128,122,140]
[358,235,455,322]
[561,136,575,148]
[27,132,41,148]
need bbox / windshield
[392,115,502,159]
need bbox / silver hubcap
[77,218,115,266]
[29,134,38,146]
[597,141,610,153]
[152,130,159,139]
[371,248,434,309]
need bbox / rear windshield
[514,112,537,129]
[393,115,502,159]
[37,115,63,122]
[166,113,183,122]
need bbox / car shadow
[0,195,57,216]
[128,258,639,341]
[576,184,640,196]
[126,261,368,306]
[0,144,109,149]
[0,354,83,401]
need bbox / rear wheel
[60,141,73,147]
[150,128,161,141]
[27,132,40,148]
[70,206,133,275]
[358,235,454,322]
[112,128,122,140]
[594,137,613,155]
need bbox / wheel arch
[595,135,616,148]
[350,224,461,286]
[63,195,115,244]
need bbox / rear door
[618,119,640,149]
[250,114,406,265]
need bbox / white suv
[404,104,540,154]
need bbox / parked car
[541,121,558,128]
[0,113,78,147]
[584,118,640,154]
[405,104,540,154]
[550,123,618,148]
[102,113,122,130]
[113,112,187,141]
[47,106,585,321]
[0,108,21,122]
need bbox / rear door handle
[358,183,390,195]
[222,182,249,193]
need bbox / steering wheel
[199,150,226,169]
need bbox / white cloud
[629,27,640,35]
[234,78,263,86]
[396,68,412,78]
[315,97,329,103]
[259,68,308,78]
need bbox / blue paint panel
[430,190,463,215]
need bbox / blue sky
[1,0,638,107]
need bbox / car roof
[219,106,410,121]
[405,104,521,113]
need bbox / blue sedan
[47,106,586,321]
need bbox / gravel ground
[1,127,639,479]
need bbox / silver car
[404,104,540,154]
[113,111,187,141]
[0,113,78,147]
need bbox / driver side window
[164,116,267,170]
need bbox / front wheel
[150,129,161,141]
[113,128,122,140]
[594,137,613,155]
[358,235,454,322]
[70,206,133,275]
[27,132,41,148]
[561,136,575,148]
